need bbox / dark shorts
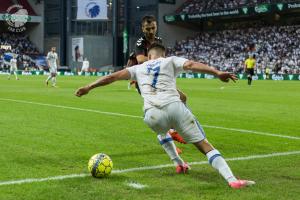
[246,68,254,76]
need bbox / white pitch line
[0,150,300,186]
[202,125,300,140]
[0,98,142,119]
[126,182,148,189]
[0,97,299,140]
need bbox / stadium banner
[72,37,84,62]
[164,2,300,22]
[77,0,108,20]
[177,73,300,81]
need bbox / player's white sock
[52,77,56,86]
[206,149,237,183]
[14,71,18,79]
[46,75,52,82]
[157,133,185,166]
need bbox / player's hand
[217,72,238,83]
[75,86,90,97]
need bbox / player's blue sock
[206,149,237,183]
[157,133,185,166]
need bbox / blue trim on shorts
[159,137,173,145]
[195,119,206,138]
[209,154,221,164]
[183,104,206,138]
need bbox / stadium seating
[0,33,41,70]
[167,25,300,74]
[176,0,298,14]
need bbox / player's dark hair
[142,15,156,25]
[148,43,166,53]
[148,43,166,55]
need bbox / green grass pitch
[0,75,299,200]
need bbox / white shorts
[144,101,206,143]
[81,66,89,72]
[10,67,17,72]
[49,68,57,74]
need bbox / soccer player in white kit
[45,47,59,87]
[8,55,19,80]
[75,43,255,189]
[81,58,90,74]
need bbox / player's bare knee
[193,139,214,154]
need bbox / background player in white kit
[8,55,19,80]
[75,43,255,189]
[81,58,90,74]
[45,47,59,87]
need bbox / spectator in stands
[168,25,300,75]
[177,0,297,14]
[0,33,41,71]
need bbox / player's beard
[146,33,155,41]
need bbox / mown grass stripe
[1,150,300,186]
[0,97,299,140]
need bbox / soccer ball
[88,153,113,178]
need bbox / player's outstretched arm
[183,60,238,83]
[75,69,131,97]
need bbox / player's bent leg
[168,129,187,144]
[193,139,255,188]
[157,133,186,169]
[14,71,19,80]
[144,107,186,172]
[194,140,237,183]
[51,72,57,87]
[193,139,214,154]
[168,94,188,145]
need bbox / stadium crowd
[0,33,40,71]
[167,25,300,74]
[177,0,297,14]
